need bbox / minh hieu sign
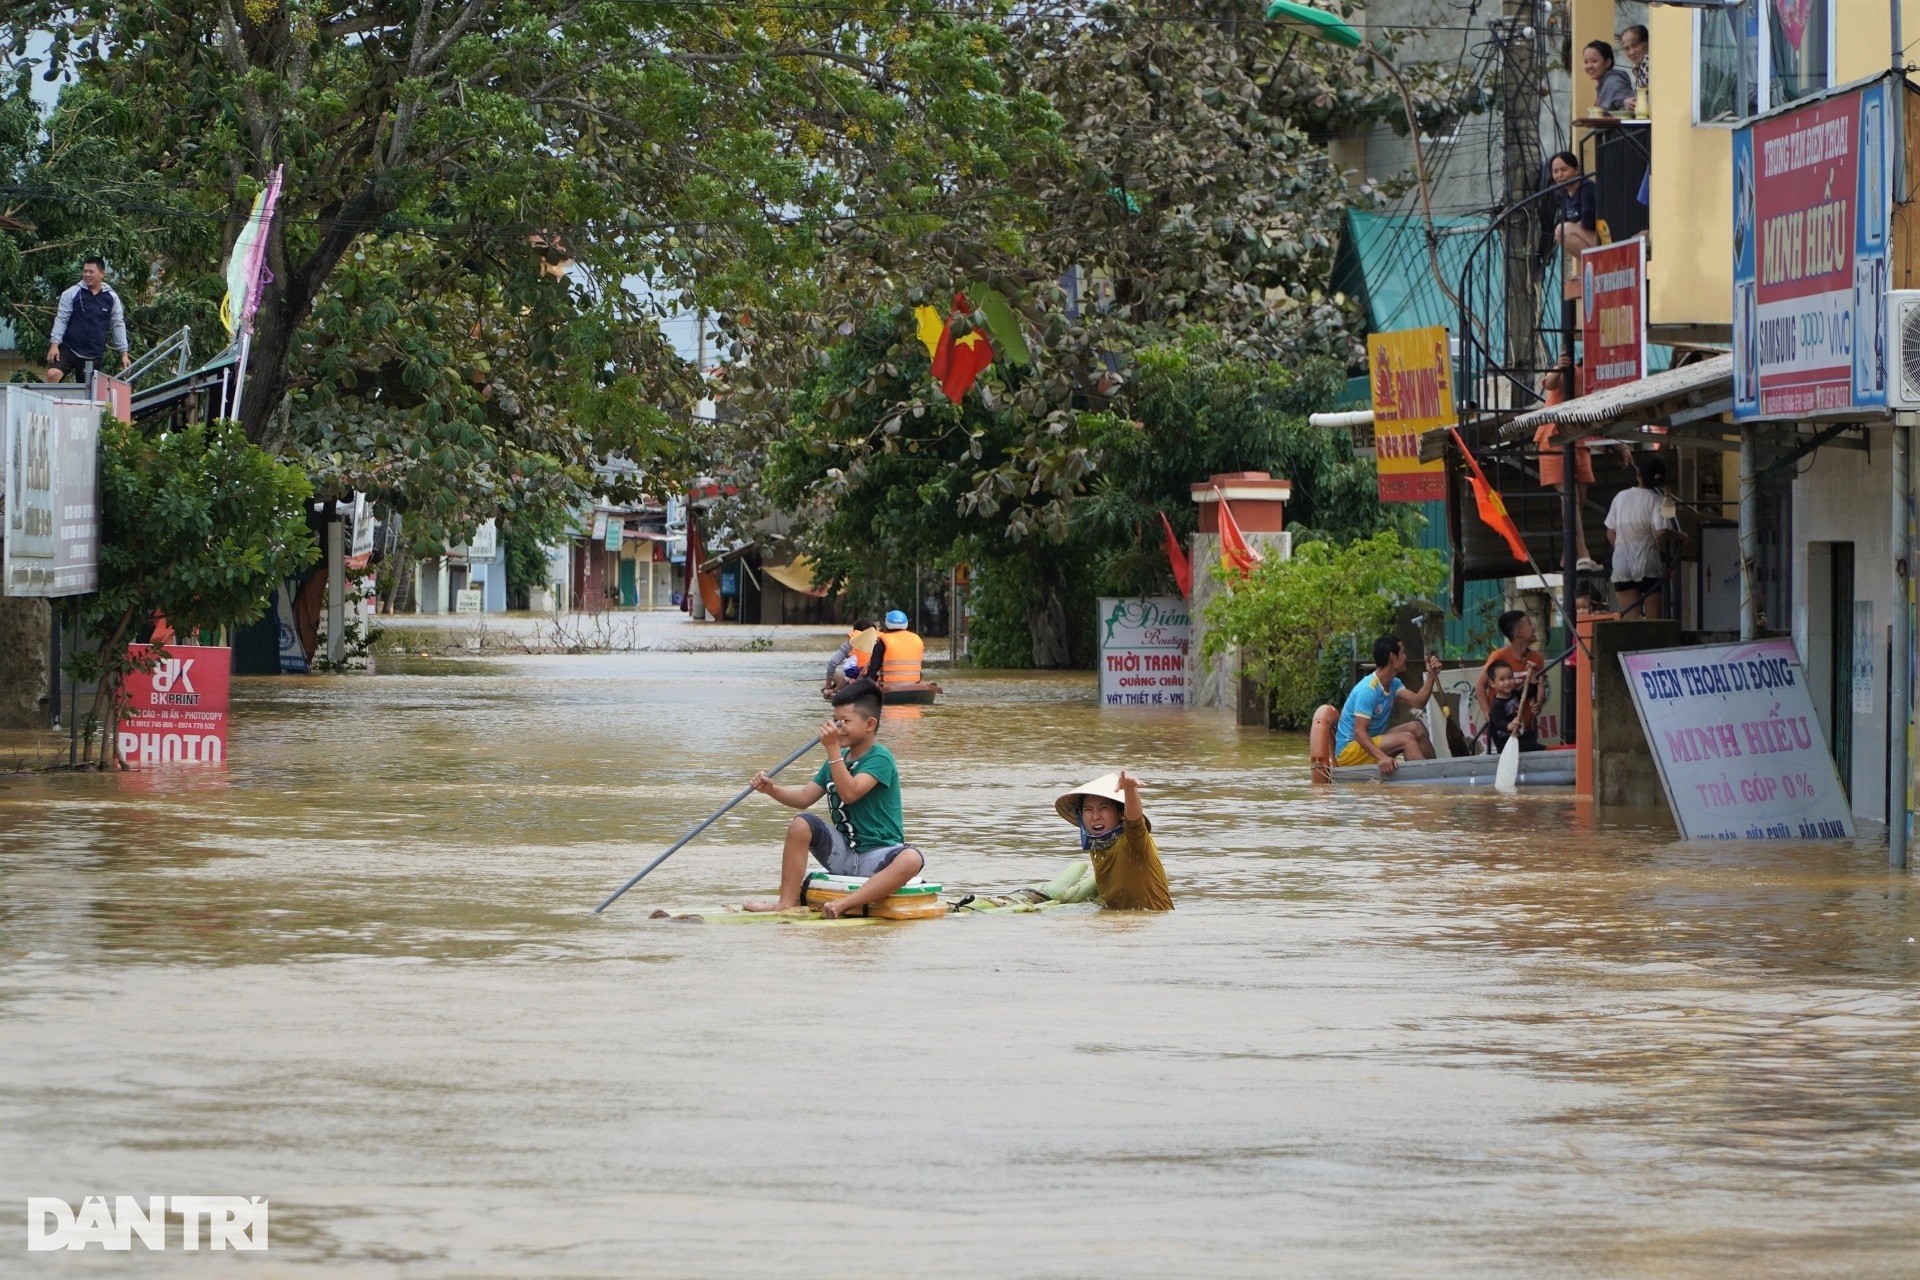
[1732,77,1893,420]
[1620,639,1853,840]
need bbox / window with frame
[1694,0,1833,125]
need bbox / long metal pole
[594,737,819,914]
[1561,440,1579,737]
[1893,416,1911,870]
[1739,429,1758,641]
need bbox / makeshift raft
[645,862,1100,925]
[1327,751,1575,787]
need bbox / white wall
[1791,428,1894,825]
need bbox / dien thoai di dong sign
[1732,77,1892,420]
[1365,325,1451,503]
[118,644,231,766]
[1620,639,1853,840]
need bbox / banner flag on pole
[1449,428,1530,563]
[1158,510,1192,598]
[1215,488,1264,579]
[221,166,283,339]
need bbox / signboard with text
[1366,326,1452,503]
[118,644,230,766]
[1621,640,1853,840]
[1581,239,1646,394]
[1732,78,1891,420]
[1097,597,1189,709]
[3,386,99,597]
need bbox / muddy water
[3,651,1918,1277]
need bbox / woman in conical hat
[1054,771,1171,911]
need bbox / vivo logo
[26,1196,268,1251]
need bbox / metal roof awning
[1497,353,1743,449]
[1498,354,1734,447]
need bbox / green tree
[60,419,315,768]
[1202,531,1443,728]
[6,0,1049,545]
[737,0,1477,664]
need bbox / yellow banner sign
[1366,326,1453,503]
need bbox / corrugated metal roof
[1501,353,1733,439]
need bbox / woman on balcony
[1550,150,1599,370]
[1583,39,1636,115]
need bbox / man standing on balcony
[44,256,131,383]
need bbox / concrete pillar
[1739,428,1758,641]
[0,596,52,729]
[1893,415,1912,870]
[326,515,345,666]
[1592,618,1682,808]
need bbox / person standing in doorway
[1606,453,1681,621]
[45,257,131,383]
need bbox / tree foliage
[738,0,1478,664]
[1201,531,1443,729]
[5,0,1048,546]
[60,419,316,767]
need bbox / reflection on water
[3,652,1917,1276]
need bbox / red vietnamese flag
[1158,510,1192,598]
[930,293,993,402]
[1215,488,1264,579]
[1449,429,1529,563]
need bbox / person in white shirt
[1605,452,1679,620]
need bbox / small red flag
[929,293,993,402]
[1449,429,1530,564]
[1158,511,1192,598]
[1216,488,1264,579]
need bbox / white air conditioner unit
[1889,291,1920,410]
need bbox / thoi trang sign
[1098,597,1189,708]
[1621,639,1853,840]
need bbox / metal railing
[1453,181,1575,424]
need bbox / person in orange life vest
[822,619,880,699]
[876,609,924,686]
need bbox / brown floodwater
[2,650,1917,1277]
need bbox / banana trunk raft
[645,862,1102,926]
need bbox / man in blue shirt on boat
[1334,635,1442,777]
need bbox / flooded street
[4,647,1919,1277]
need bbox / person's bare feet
[741,897,804,913]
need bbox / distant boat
[883,681,942,706]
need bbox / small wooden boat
[1328,751,1575,787]
[882,681,942,705]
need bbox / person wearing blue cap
[877,608,923,687]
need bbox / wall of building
[1637,0,1920,333]
[1790,427,1896,825]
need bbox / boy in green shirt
[743,679,923,918]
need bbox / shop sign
[1580,239,1646,394]
[604,518,622,552]
[118,644,230,766]
[455,587,483,614]
[3,387,99,597]
[1365,326,1451,503]
[1732,78,1892,420]
[1097,596,1189,708]
[468,517,498,560]
[1621,639,1853,839]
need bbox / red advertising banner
[118,644,230,766]
[1580,239,1646,394]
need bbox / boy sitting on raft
[744,679,924,918]
[1334,634,1442,777]
[1054,770,1171,911]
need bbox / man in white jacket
[45,257,131,382]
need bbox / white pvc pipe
[1309,410,1375,429]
